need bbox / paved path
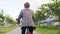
[6,27,39,34]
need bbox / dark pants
[21,26,35,34]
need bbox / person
[16,2,35,34]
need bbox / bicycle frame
[25,28,32,34]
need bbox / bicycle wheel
[28,32,32,34]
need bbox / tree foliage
[35,0,60,34]
[35,0,60,22]
[0,9,5,26]
[5,16,16,24]
[35,10,46,22]
[0,9,16,26]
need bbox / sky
[0,0,50,20]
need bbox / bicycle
[16,19,32,34]
[25,28,32,34]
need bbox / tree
[5,15,16,25]
[39,0,60,34]
[44,0,60,19]
[0,9,5,26]
[35,10,45,22]
[0,9,16,26]
[35,4,53,22]
[35,1,60,33]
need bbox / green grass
[36,26,59,34]
[36,28,58,34]
[0,25,18,34]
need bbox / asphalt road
[6,27,39,34]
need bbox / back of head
[24,2,30,8]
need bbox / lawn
[36,25,59,34]
[0,25,18,34]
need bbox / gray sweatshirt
[17,8,35,27]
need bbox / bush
[0,22,5,26]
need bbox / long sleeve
[32,11,34,22]
[18,10,23,20]
[17,10,23,24]
[32,15,34,21]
